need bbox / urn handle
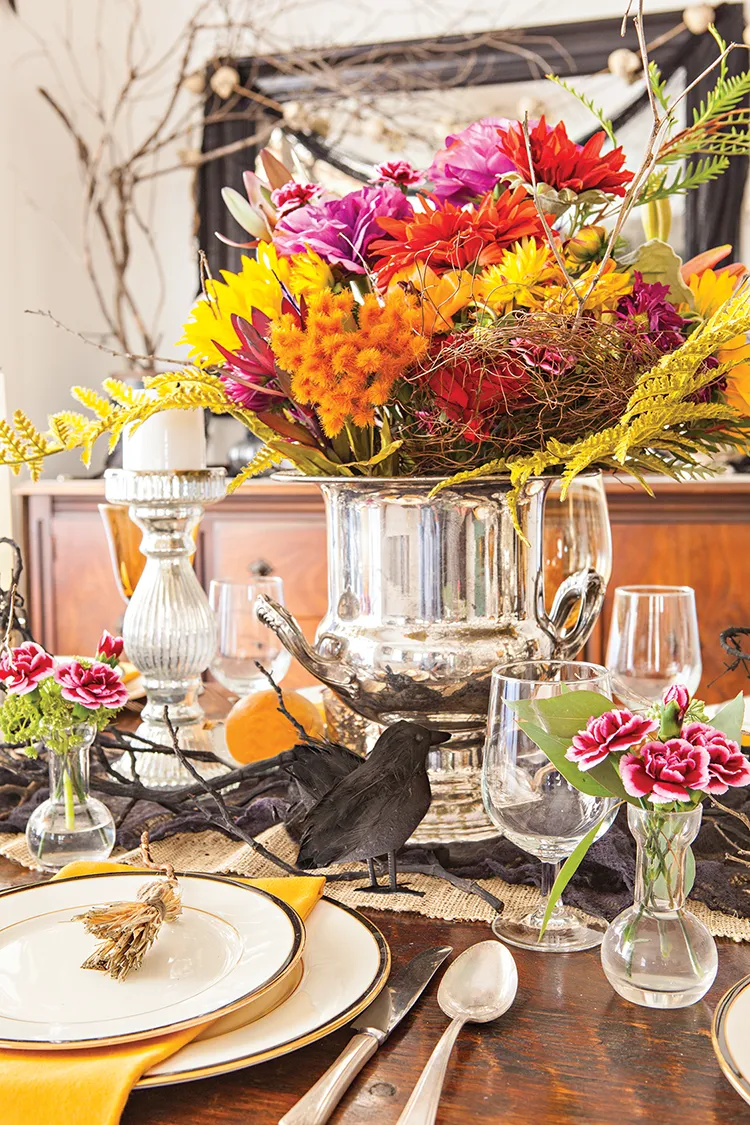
[536,567,606,658]
[255,595,358,690]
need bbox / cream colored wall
[0,0,745,480]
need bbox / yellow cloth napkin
[2,860,325,1125]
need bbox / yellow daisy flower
[178,244,333,365]
[687,268,738,319]
[543,260,633,317]
[473,238,560,313]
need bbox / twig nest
[683,4,716,34]
[210,65,240,99]
[183,71,206,96]
[608,48,642,83]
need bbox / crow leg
[356,852,424,897]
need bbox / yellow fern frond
[227,445,284,492]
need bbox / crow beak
[429,729,451,746]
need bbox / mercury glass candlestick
[104,467,227,786]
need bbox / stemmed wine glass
[482,660,618,953]
[605,585,702,709]
[209,577,292,696]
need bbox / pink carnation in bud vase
[566,709,659,770]
[54,660,129,711]
[372,160,422,188]
[96,630,124,665]
[682,722,750,793]
[0,642,55,695]
[270,181,323,219]
[620,739,710,803]
[663,683,690,719]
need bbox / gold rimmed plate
[139,897,390,1087]
[713,973,750,1105]
[0,871,304,1049]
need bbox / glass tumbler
[209,577,292,696]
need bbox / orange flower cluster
[271,289,428,436]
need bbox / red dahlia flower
[370,187,544,284]
[498,117,633,198]
[424,337,530,442]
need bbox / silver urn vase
[257,474,612,842]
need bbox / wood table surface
[2,856,750,1125]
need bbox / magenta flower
[621,739,710,803]
[682,722,750,794]
[372,160,422,188]
[54,660,129,711]
[270,181,323,219]
[273,183,412,273]
[96,630,124,666]
[425,118,516,203]
[663,683,690,720]
[566,709,659,770]
[616,272,686,352]
[0,642,54,696]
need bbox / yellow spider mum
[178,244,333,365]
[271,288,428,436]
[720,335,750,416]
[474,238,560,313]
[542,260,633,317]
[388,264,473,334]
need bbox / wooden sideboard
[15,474,750,701]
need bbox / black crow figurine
[295,721,450,895]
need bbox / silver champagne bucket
[258,474,612,842]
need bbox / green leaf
[587,757,641,806]
[539,808,621,938]
[709,692,745,746]
[525,690,613,739]
[618,239,694,306]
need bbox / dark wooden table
[2,856,749,1125]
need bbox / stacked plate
[0,871,389,1084]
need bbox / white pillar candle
[122,408,207,471]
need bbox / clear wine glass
[209,577,292,696]
[605,585,702,709]
[482,660,618,953]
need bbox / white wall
[0,0,745,479]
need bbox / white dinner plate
[713,974,750,1104]
[0,872,304,1049]
[138,897,390,1087]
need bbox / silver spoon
[395,940,518,1125]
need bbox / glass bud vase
[25,723,116,870]
[600,805,717,1009]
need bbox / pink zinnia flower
[0,642,54,695]
[96,630,124,665]
[663,683,690,720]
[682,722,750,794]
[425,118,516,203]
[270,181,322,219]
[620,739,710,804]
[54,660,129,711]
[372,160,422,187]
[566,709,659,771]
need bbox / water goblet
[482,660,618,952]
[209,577,292,696]
[605,585,701,709]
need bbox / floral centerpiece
[1,25,749,523]
[514,683,750,1006]
[0,631,128,868]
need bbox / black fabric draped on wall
[197,5,748,275]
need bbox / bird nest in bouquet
[400,312,663,475]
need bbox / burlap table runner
[2,825,748,941]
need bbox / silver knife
[278,945,452,1125]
